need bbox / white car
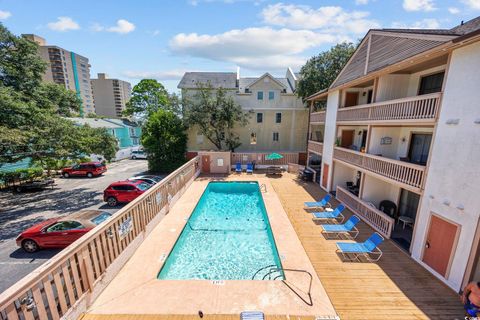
[131,150,147,160]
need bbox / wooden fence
[231,152,300,166]
[337,92,441,123]
[0,157,200,320]
[336,186,395,238]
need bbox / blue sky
[0,0,478,92]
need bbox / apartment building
[306,16,480,292]
[179,68,308,157]
[91,73,132,118]
[23,34,95,115]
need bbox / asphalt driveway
[0,159,150,293]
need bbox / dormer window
[245,88,251,93]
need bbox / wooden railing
[231,152,299,165]
[310,111,326,123]
[334,147,425,191]
[0,157,200,320]
[307,140,323,155]
[337,92,441,123]
[336,186,394,238]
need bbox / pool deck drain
[85,176,337,317]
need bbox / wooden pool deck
[80,173,464,320]
[269,173,464,320]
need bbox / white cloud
[107,19,135,34]
[91,19,135,34]
[462,0,480,9]
[392,18,440,29]
[261,3,379,34]
[355,0,369,5]
[0,10,12,20]
[403,0,436,11]
[47,17,80,32]
[169,27,338,70]
[123,70,187,81]
[448,7,461,14]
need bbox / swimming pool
[158,181,284,280]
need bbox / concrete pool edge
[85,176,338,317]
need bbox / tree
[141,109,187,172]
[123,79,180,120]
[0,24,118,164]
[184,84,251,151]
[297,42,356,101]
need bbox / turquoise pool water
[158,181,284,280]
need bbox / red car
[103,180,151,207]
[16,210,112,253]
[61,162,107,178]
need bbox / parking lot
[0,159,150,292]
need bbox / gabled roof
[67,118,122,129]
[244,73,287,90]
[330,16,480,89]
[178,72,237,89]
[330,30,455,88]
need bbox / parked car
[13,177,55,193]
[128,175,162,185]
[16,210,112,253]
[103,180,152,207]
[61,162,107,178]
[131,150,147,160]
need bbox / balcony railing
[336,186,394,238]
[310,110,326,123]
[308,140,323,155]
[0,157,201,320]
[333,147,425,191]
[337,92,441,123]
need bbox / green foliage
[123,79,180,120]
[183,83,251,151]
[0,24,118,164]
[141,109,187,173]
[297,42,356,101]
[0,166,44,186]
[0,26,47,95]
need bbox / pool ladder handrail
[252,265,313,306]
[260,183,267,193]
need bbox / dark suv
[61,162,107,178]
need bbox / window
[196,133,204,144]
[419,72,444,95]
[250,132,257,144]
[275,113,282,123]
[256,113,263,123]
[269,91,275,100]
[91,212,112,225]
[257,91,263,100]
[273,132,279,142]
[47,221,84,232]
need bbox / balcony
[336,186,395,238]
[333,147,425,192]
[337,92,441,124]
[308,140,323,155]
[310,110,326,123]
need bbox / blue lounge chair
[336,232,384,262]
[235,162,242,173]
[304,194,332,210]
[311,204,345,223]
[246,162,253,174]
[321,215,360,239]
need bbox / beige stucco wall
[198,151,231,174]
[184,75,308,153]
